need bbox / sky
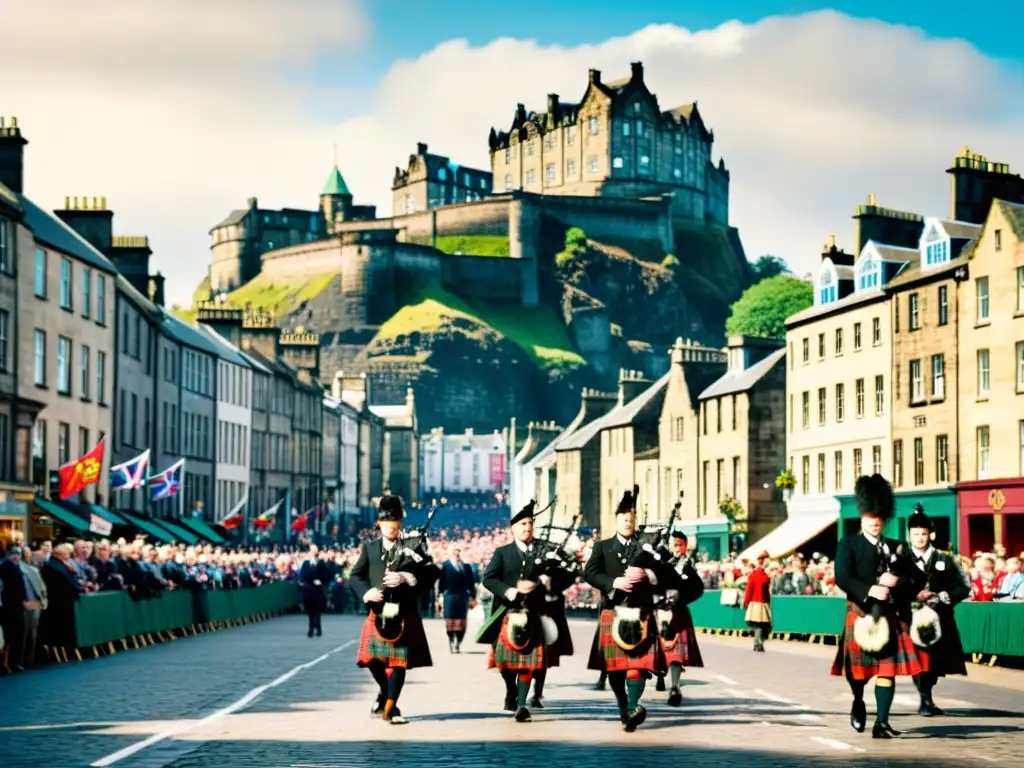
[2,1,1022,307]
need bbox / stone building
[420,427,506,497]
[322,393,361,537]
[370,387,418,503]
[508,419,561,514]
[333,372,386,509]
[392,142,492,215]
[487,61,730,225]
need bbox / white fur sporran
[853,613,890,653]
[540,615,559,645]
[910,605,943,648]
[506,609,532,650]
[612,605,647,651]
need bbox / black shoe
[624,705,647,732]
[371,695,386,717]
[919,700,945,717]
[528,696,544,709]
[515,707,532,722]
[850,699,866,733]
[596,679,607,691]
[504,695,516,712]
[308,631,314,638]
[655,676,666,692]
[872,721,900,739]
[385,705,406,725]
[667,688,682,707]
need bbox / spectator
[1,544,28,673]
[18,545,47,668]
[995,557,1023,600]
[40,543,84,657]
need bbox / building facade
[420,427,506,497]
[392,142,492,215]
[370,388,418,503]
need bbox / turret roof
[321,164,350,196]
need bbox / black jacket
[482,541,575,611]
[835,532,926,622]
[348,538,438,613]
[439,561,477,599]
[583,535,683,611]
[911,548,971,611]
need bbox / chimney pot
[547,93,559,114]
[588,68,601,85]
[417,142,427,155]
[630,61,643,81]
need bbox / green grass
[434,235,511,257]
[376,286,585,373]
[224,271,337,319]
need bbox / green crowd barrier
[73,582,300,651]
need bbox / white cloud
[4,7,1021,306]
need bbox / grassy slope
[174,271,337,324]
[375,286,584,373]
[434,235,510,257]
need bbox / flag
[220,493,246,530]
[57,438,106,500]
[109,449,150,491]
[89,512,113,537]
[253,498,282,529]
[150,459,185,501]
[291,506,316,532]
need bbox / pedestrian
[655,531,705,704]
[744,550,773,652]
[298,544,330,638]
[831,474,926,739]
[350,495,439,724]
[0,544,27,673]
[438,546,476,653]
[906,505,970,716]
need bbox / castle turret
[321,160,352,233]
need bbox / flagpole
[179,459,186,520]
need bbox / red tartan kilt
[657,609,704,667]
[487,613,546,672]
[357,610,433,669]
[588,608,666,673]
[830,601,921,681]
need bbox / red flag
[221,513,243,530]
[291,512,308,532]
[57,438,106,500]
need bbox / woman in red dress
[970,555,1002,601]
[744,551,773,652]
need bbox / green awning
[676,518,731,535]
[178,517,227,545]
[88,504,131,526]
[119,510,176,544]
[155,519,200,545]
[33,498,91,533]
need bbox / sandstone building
[421,427,506,497]
[392,142,493,215]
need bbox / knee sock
[532,669,546,698]
[670,662,682,690]
[517,672,532,708]
[874,677,895,722]
[626,669,645,710]
[754,625,764,645]
[368,662,389,699]
[386,667,406,703]
[846,665,866,704]
[608,671,628,712]
[501,670,517,700]
[914,673,935,699]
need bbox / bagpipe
[373,497,445,643]
[853,538,912,654]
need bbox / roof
[211,209,248,231]
[322,164,350,196]
[869,243,918,262]
[159,307,241,362]
[194,323,253,368]
[934,218,982,240]
[885,248,971,292]
[786,286,886,329]
[0,180,22,211]
[19,193,117,274]
[599,373,670,429]
[998,200,1024,239]
[699,348,785,400]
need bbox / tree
[725,275,813,340]
[750,255,790,281]
[555,227,588,276]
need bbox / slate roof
[999,200,1024,239]
[699,348,785,400]
[934,219,982,240]
[211,209,248,231]
[786,287,886,328]
[598,373,669,429]
[526,406,591,468]
[193,323,253,368]
[557,377,668,452]
[0,180,22,211]
[18,193,117,274]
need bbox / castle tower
[321,153,353,233]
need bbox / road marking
[755,688,796,705]
[714,674,738,685]
[796,713,823,721]
[90,639,356,767]
[810,736,865,753]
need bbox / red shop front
[955,477,1024,557]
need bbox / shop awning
[155,518,200,545]
[675,515,732,535]
[119,510,177,544]
[178,517,227,545]
[85,504,132,527]
[737,512,838,561]
[33,498,92,534]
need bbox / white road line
[755,688,796,705]
[796,713,823,721]
[90,639,355,767]
[714,674,738,685]
[810,736,865,753]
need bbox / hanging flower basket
[719,495,746,522]
[775,468,797,491]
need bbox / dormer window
[921,219,951,269]
[856,253,880,291]
[818,260,837,305]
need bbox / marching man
[654,531,704,705]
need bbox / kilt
[487,612,546,672]
[745,601,772,626]
[443,592,470,634]
[915,610,967,677]
[658,607,704,667]
[587,608,666,673]
[357,609,433,669]
[830,601,922,681]
[545,609,574,667]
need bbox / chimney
[108,234,152,295]
[416,142,428,156]
[821,233,855,268]
[852,192,924,255]
[147,272,166,308]
[588,68,601,85]
[278,326,321,384]
[617,368,651,406]
[946,146,1024,224]
[247,197,258,210]
[405,385,415,412]
[238,304,278,361]
[0,117,27,194]
[669,337,685,367]
[726,335,784,374]
[334,371,370,412]
[196,299,245,347]
[516,103,527,122]
[54,196,114,253]
[579,387,617,424]
[547,94,559,115]
[630,61,644,83]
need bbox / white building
[509,420,562,513]
[199,326,253,520]
[420,428,506,496]
[339,399,360,517]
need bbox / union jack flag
[109,449,150,491]
[149,458,185,501]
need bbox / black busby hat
[907,502,932,532]
[615,490,636,515]
[670,530,687,542]
[854,474,894,521]
[376,495,404,522]
[510,499,536,526]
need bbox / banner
[57,438,106,500]
[253,498,282,529]
[110,449,150,491]
[220,493,247,530]
[150,459,185,501]
[89,512,113,537]
[489,453,505,487]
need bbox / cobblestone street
[1,613,1021,768]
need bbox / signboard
[489,453,505,488]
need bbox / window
[819,266,836,304]
[835,328,844,355]
[938,285,949,325]
[893,440,903,487]
[853,322,862,350]
[587,156,598,174]
[894,297,900,333]
[977,349,990,397]
[504,148,511,163]
[857,257,879,290]
[855,378,865,417]
[0,310,7,372]
[97,350,107,405]
[0,218,9,272]
[996,229,1003,251]
[977,426,990,479]
[925,238,949,266]
[817,388,826,425]
[79,427,89,457]
[801,391,809,429]
[82,267,91,318]
[80,345,90,399]
[932,354,945,398]
[566,126,575,145]
[612,156,623,169]
[639,155,650,173]
[914,438,924,486]
[835,383,845,421]
[976,277,989,322]
[853,448,863,478]
[818,333,825,359]
[909,293,919,330]
[57,336,71,395]
[936,435,948,483]
[874,375,884,415]
[33,330,46,386]
[1018,342,1024,391]
[58,423,70,466]
[34,248,47,298]
[503,174,511,191]
[872,317,881,345]
[97,275,106,323]
[872,445,882,475]
[60,257,72,309]
[589,116,598,135]
[566,160,576,177]
[545,163,555,181]
[834,450,843,490]
[817,454,825,493]
[802,455,810,492]
[801,338,809,363]
[910,359,923,403]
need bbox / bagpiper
[478,500,575,722]
[350,495,439,725]
[529,526,579,708]
[583,489,680,732]
[906,505,970,716]
[653,531,705,705]
[831,474,926,739]
[438,545,477,653]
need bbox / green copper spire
[321,144,350,196]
